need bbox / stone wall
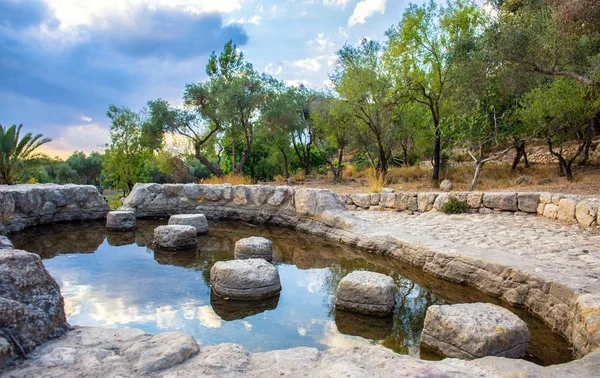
[0,184,110,233]
[341,191,600,228]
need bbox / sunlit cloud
[348,0,387,27]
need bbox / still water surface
[12,220,573,365]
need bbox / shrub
[202,173,253,185]
[365,167,386,193]
[441,196,468,214]
[343,164,358,179]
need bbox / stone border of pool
[340,191,600,229]
[1,183,600,377]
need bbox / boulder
[210,259,281,300]
[234,237,273,261]
[106,210,136,231]
[153,225,198,250]
[420,302,530,360]
[0,236,13,250]
[557,197,577,223]
[350,194,371,209]
[168,214,209,235]
[440,180,453,192]
[0,250,68,367]
[576,201,598,227]
[335,271,396,317]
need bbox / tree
[290,86,317,175]
[333,40,398,174]
[0,124,51,185]
[104,105,152,193]
[65,151,104,186]
[491,0,600,87]
[312,96,356,180]
[517,78,599,181]
[386,0,485,181]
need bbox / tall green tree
[386,0,485,181]
[0,124,51,185]
[333,40,398,174]
[104,105,152,193]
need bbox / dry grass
[365,167,387,193]
[343,164,359,179]
[202,173,253,185]
[387,166,429,182]
[293,170,306,182]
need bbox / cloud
[292,57,323,72]
[348,0,387,26]
[39,123,110,158]
[307,33,334,51]
[323,0,350,8]
[286,79,310,87]
[265,63,283,76]
[227,14,261,25]
[80,116,93,123]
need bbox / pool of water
[12,219,573,365]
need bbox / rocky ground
[4,327,600,378]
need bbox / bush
[365,167,386,193]
[202,174,253,185]
[441,196,468,214]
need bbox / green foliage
[441,197,468,214]
[103,105,153,193]
[0,124,51,185]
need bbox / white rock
[210,259,281,300]
[106,211,136,231]
[335,271,396,316]
[440,180,453,192]
[234,237,273,261]
[420,302,530,360]
[153,225,197,250]
[168,214,208,235]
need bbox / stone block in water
[168,214,208,235]
[153,225,197,250]
[420,302,530,359]
[210,258,281,300]
[234,236,273,261]
[335,271,396,316]
[106,210,136,231]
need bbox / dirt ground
[273,163,600,197]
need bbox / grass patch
[105,194,122,210]
[202,174,253,185]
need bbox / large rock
[575,201,598,227]
[420,302,530,360]
[234,237,273,261]
[168,214,209,235]
[482,193,518,211]
[153,225,198,250]
[210,259,281,300]
[440,180,453,192]
[335,271,396,316]
[517,193,540,213]
[0,184,109,233]
[0,250,68,367]
[106,210,136,231]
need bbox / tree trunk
[578,138,591,166]
[195,144,224,177]
[432,124,441,182]
[470,161,484,191]
[281,147,289,179]
[511,141,525,171]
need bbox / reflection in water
[11,220,573,365]
[211,294,280,321]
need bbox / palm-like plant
[0,124,52,185]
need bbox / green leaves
[0,124,51,184]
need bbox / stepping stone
[168,214,209,235]
[106,211,136,231]
[210,259,281,300]
[235,236,273,261]
[153,225,197,250]
[420,302,530,360]
[335,271,396,316]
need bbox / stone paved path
[352,211,600,294]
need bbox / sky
[0,0,478,158]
